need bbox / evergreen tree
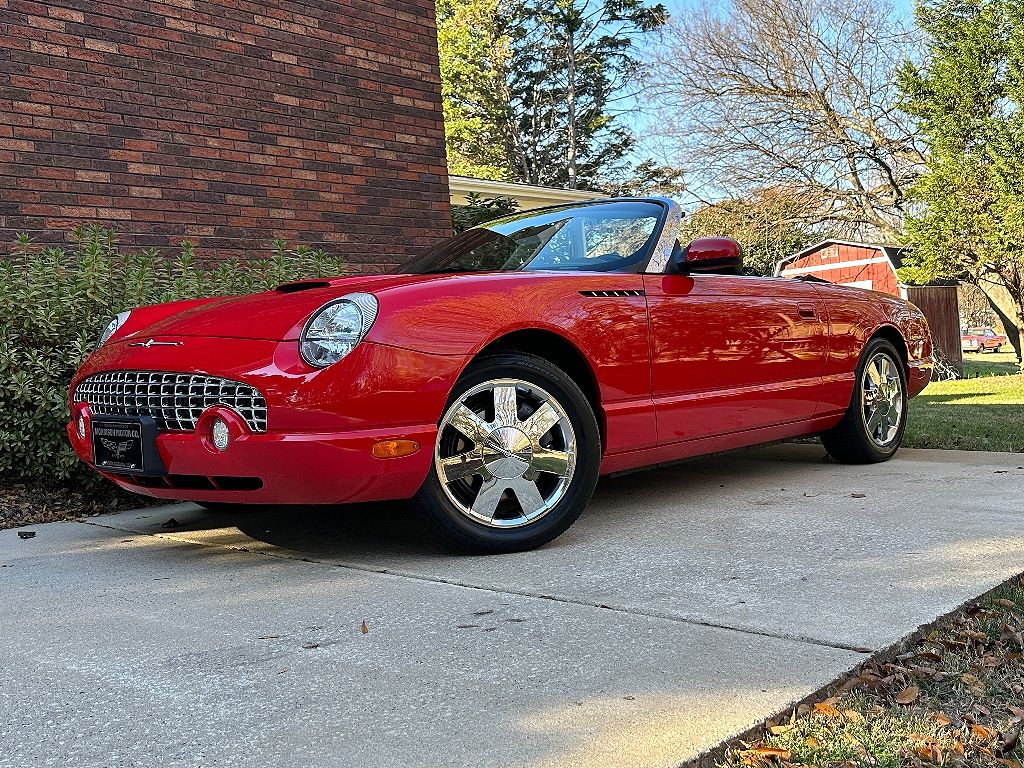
[437,0,668,190]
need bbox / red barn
[777,240,962,375]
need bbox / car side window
[582,216,657,263]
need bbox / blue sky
[626,0,917,176]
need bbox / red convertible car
[69,198,933,552]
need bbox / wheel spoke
[438,451,488,483]
[866,360,883,386]
[529,446,570,477]
[450,405,489,444]
[493,386,519,427]
[506,476,546,516]
[521,401,561,442]
[867,407,883,434]
[471,478,506,519]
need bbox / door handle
[798,305,817,320]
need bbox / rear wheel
[412,353,600,553]
[821,338,908,464]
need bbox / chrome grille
[74,371,268,433]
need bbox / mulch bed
[0,481,166,531]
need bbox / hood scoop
[276,280,332,293]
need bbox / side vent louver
[578,289,646,298]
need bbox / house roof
[449,175,606,211]
[775,239,909,276]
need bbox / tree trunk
[978,278,1023,364]
[565,20,577,189]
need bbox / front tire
[413,353,601,554]
[821,338,908,464]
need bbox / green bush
[0,226,345,486]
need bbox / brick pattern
[0,0,452,271]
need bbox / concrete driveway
[2,444,1023,768]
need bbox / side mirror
[667,237,743,275]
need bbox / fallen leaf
[994,599,1017,609]
[931,713,953,727]
[805,736,820,749]
[918,650,943,663]
[844,709,865,723]
[257,634,281,640]
[360,621,369,634]
[814,702,843,718]
[301,642,319,649]
[850,492,867,498]
[997,727,1021,756]
[16,531,36,539]
[972,724,997,742]
[1008,706,1024,719]
[768,724,795,735]
[913,743,943,763]
[895,686,920,705]
[744,746,792,760]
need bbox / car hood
[127,273,478,341]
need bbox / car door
[642,272,829,445]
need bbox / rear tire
[821,338,908,464]
[412,353,601,554]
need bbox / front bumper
[68,338,468,504]
[907,356,933,398]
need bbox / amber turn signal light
[371,439,420,459]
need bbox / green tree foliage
[899,0,1024,362]
[681,188,821,277]
[437,0,670,191]
[437,0,514,180]
[451,193,521,233]
[0,227,344,485]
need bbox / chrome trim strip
[643,197,683,274]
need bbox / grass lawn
[719,579,1024,768]
[904,352,1024,453]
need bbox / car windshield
[398,200,664,274]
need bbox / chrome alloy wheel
[861,352,903,447]
[434,378,577,528]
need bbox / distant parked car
[961,327,1007,353]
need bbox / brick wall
[0,0,452,271]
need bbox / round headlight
[299,293,378,368]
[96,310,131,349]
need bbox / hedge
[0,226,344,485]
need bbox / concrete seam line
[78,518,874,654]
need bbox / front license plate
[92,419,146,473]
